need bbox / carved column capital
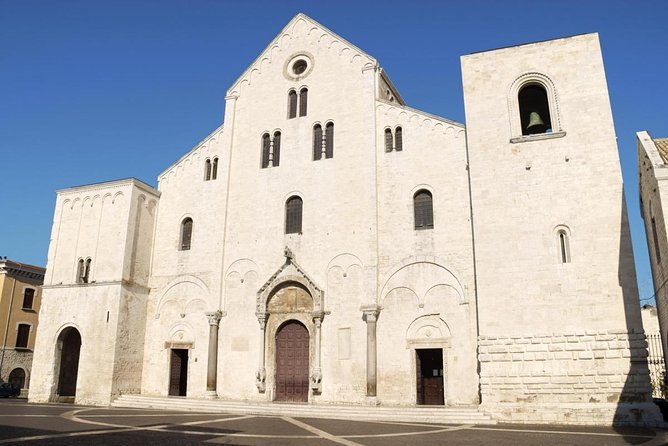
[360,305,380,322]
[206,310,224,326]
[255,312,269,329]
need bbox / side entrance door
[169,349,188,396]
[275,321,309,402]
[416,348,444,405]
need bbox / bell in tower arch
[526,111,546,134]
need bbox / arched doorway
[8,368,26,389]
[56,327,81,398]
[275,321,309,402]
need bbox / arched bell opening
[54,327,82,402]
[519,83,552,135]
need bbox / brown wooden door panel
[275,321,309,402]
[169,349,188,396]
[416,348,444,406]
[57,329,81,397]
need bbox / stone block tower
[462,34,658,424]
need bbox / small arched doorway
[56,327,82,398]
[8,368,26,389]
[275,321,309,402]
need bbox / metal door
[275,321,309,402]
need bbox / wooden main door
[57,328,81,397]
[275,321,309,402]
[416,348,444,405]
[169,349,188,396]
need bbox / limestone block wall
[478,330,655,424]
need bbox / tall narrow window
[77,259,85,284]
[325,122,334,159]
[385,128,393,152]
[285,196,303,234]
[313,124,323,161]
[84,259,92,283]
[261,133,271,168]
[518,84,552,135]
[558,230,571,263]
[211,158,218,180]
[288,90,297,119]
[16,324,29,348]
[204,159,212,181]
[414,190,434,230]
[22,289,35,310]
[299,88,308,117]
[395,127,403,151]
[652,216,661,264]
[181,218,193,251]
[273,131,281,167]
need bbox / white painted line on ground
[282,416,365,446]
[345,424,473,438]
[470,426,660,439]
[0,427,138,444]
[178,415,254,426]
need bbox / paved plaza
[0,400,666,445]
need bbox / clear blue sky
[1,0,667,303]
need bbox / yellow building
[0,258,45,396]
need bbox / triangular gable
[256,246,324,314]
[227,13,377,96]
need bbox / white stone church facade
[29,14,659,425]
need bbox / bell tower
[462,34,659,424]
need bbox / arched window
[557,230,571,263]
[211,158,218,180]
[16,324,30,348]
[414,190,434,230]
[285,196,303,234]
[204,159,212,181]
[299,88,308,117]
[83,258,92,283]
[273,131,281,167]
[180,218,193,251]
[519,84,552,135]
[288,90,297,119]
[325,122,334,159]
[77,259,85,284]
[395,126,403,151]
[384,128,393,152]
[8,368,25,389]
[261,133,271,168]
[313,124,323,161]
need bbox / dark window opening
[16,324,30,349]
[385,128,393,152]
[325,122,334,159]
[285,196,303,234]
[292,59,307,75]
[211,158,218,180]
[273,131,281,167]
[261,133,271,168]
[77,259,85,284]
[414,190,434,230]
[22,288,35,310]
[299,88,308,117]
[652,216,661,264]
[288,90,297,119]
[313,124,323,161]
[558,230,570,263]
[395,127,403,151]
[519,84,552,135]
[83,259,91,284]
[181,218,193,251]
[204,159,212,181]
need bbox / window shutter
[23,289,35,309]
[16,324,29,348]
[325,122,334,159]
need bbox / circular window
[284,53,314,81]
[292,60,307,75]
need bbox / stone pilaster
[255,312,268,392]
[361,305,380,397]
[205,310,223,398]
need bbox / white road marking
[178,415,254,426]
[470,425,660,439]
[345,424,473,438]
[282,416,365,446]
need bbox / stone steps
[111,394,496,424]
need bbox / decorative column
[361,305,380,397]
[255,312,268,392]
[205,310,223,398]
[310,311,325,393]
